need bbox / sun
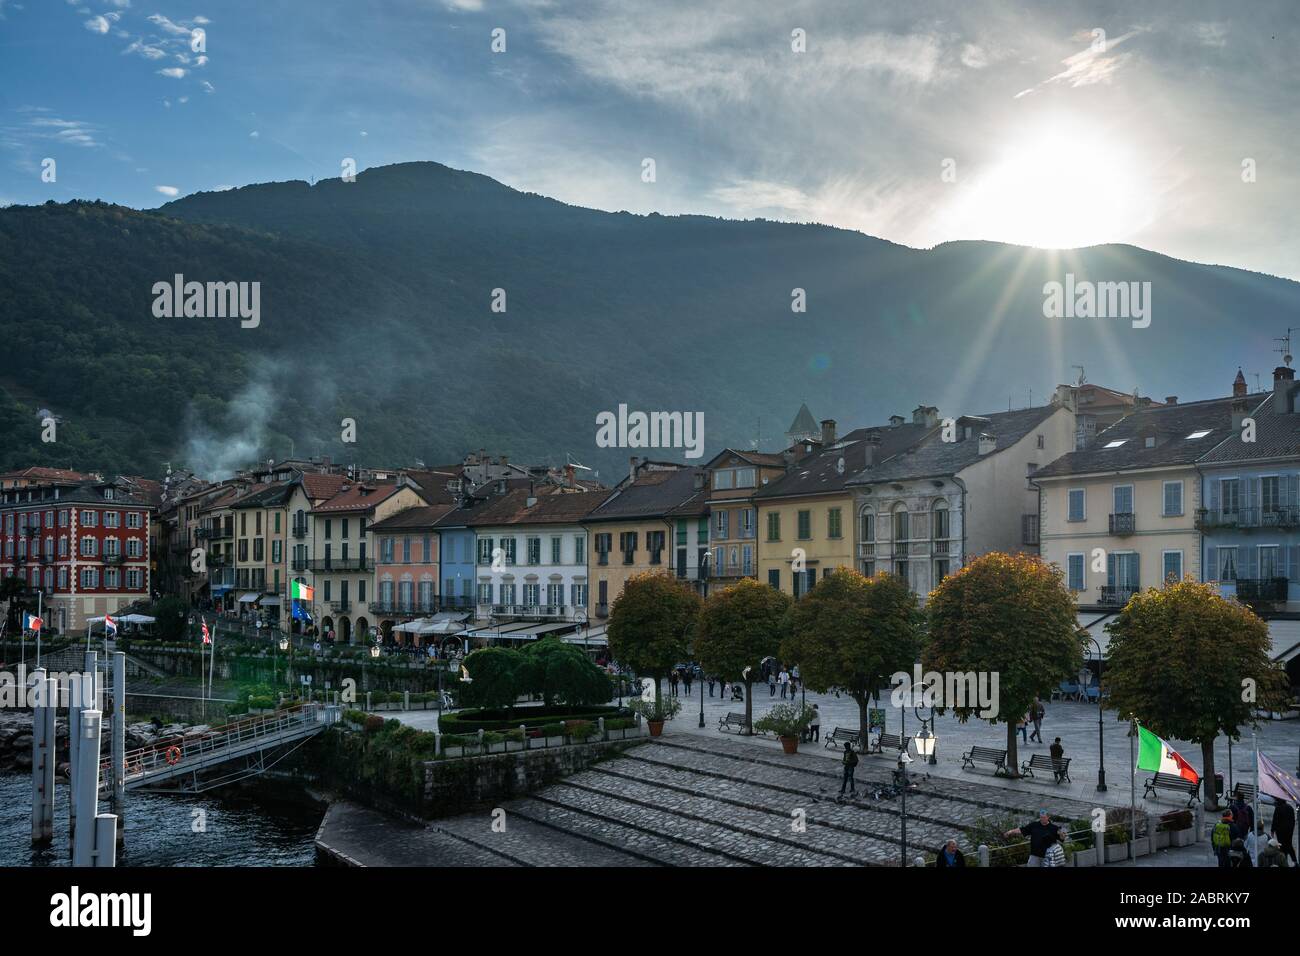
[942,116,1155,250]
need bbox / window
[648,530,665,564]
[1260,545,1280,579]
[324,519,332,540]
[797,510,811,540]
[423,535,432,562]
[253,538,263,562]
[127,569,142,589]
[547,583,564,606]
[714,510,729,538]
[105,569,119,589]
[1103,439,1127,449]
[272,540,282,564]
[735,468,757,488]
[551,536,562,564]
[712,470,734,490]
[766,512,781,541]
[574,535,585,564]
[932,505,949,540]
[128,538,143,558]
[1108,552,1139,591]
[1186,429,1211,440]
[1067,553,1085,591]
[1221,478,1241,515]
[572,583,587,607]
[104,511,120,528]
[126,512,142,529]
[893,509,909,542]
[502,539,516,565]
[1162,551,1183,585]
[500,583,516,604]
[1112,485,1134,514]
[382,537,395,563]
[478,582,493,604]
[478,538,494,564]
[894,560,909,585]
[619,531,637,564]
[827,507,842,539]
[740,508,754,538]
[80,536,97,557]
[597,580,608,608]
[594,533,611,565]
[1067,489,1086,522]
[1262,476,1282,515]
[742,544,753,575]
[402,537,412,563]
[1162,481,1183,517]
[860,511,875,542]
[768,569,781,590]
[527,537,541,565]
[81,510,98,527]
[934,559,950,582]
[81,568,99,589]
[1036,434,1045,449]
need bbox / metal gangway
[99,702,340,795]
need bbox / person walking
[838,741,858,798]
[682,667,693,696]
[809,704,821,743]
[1049,737,1066,783]
[934,839,966,867]
[1004,810,1058,867]
[1269,798,1296,865]
[1016,712,1029,744]
[707,675,716,698]
[768,671,777,697]
[1212,811,1236,867]
[1259,836,1291,867]
[1042,828,1068,867]
[668,670,679,698]
[1029,696,1045,743]
[778,667,790,699]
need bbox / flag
[290,581,314,601]
[104,615,117,636]
[23,613,42,632]
[1137,725,1199,783]
[1258,752,1300,804]
[201,618,211,645]
[292,602,312,622]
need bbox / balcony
[290,558,308,572]
[329,601,352,613]
[196,526,232,541]
[38,553,54,565]
[308,558,374,572]
[1108,513,1136,536]
[1234,577,1288,603]
[595,604,609,619]
[1021,514,1040,546]
[22,526,39,537]
[369,601,439,616]
[103,553,124,565]
[1196,507,1300,531]
[933,538,951,556]
[482,603,573,619]
[291,522,308,539]
[439,596,475,611]
[1098,585,1137,607]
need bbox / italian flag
[291,581,314,601]
[1137,725,1199,783]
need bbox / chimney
[862,432,882,468]
[564,464,575,488]
[978,433,997,456]
[1233,369,1247,398]
[912,405,939,428]
[1165,396,1177,406]
[1274,366,1295,414]
[1232,397,1250,432]
[1053,384,1077,411]
[820,419,837,445]
[889,415,905,427]
[629,456,644,481]
[693,470,705,490]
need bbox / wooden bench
[1021,753,1072,783]
[1232,783,1257,803]
[961,746,1009,775]
[824,727,860,750]
[872,732,910,755]
[718,712,748,733]
[1143,771,1201,807]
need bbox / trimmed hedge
[438,704,622,734]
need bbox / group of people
[763,660,801,698]
[1015,696,1048,744]
[1212,792,1297,868]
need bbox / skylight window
[1186,429,1211,440]
[1103,439,1127,448]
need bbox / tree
[460,646,522,712]
[1,575,26,633]
[519,637,612,707]
[695,578,792,733]
[924,552,1082,776]
[149,595,189,642]
[782,568,922,747]
[1103,579,1288,809]
[606,571,701,703]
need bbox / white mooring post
[69,650,101,854]
[111,652,126,818]
[30,668,56,845]
[72,709,117,867]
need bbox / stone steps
[551,773,857,866]
[433,811,654,867]
[511,796,744,867]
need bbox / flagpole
[208,619,216,703]
[1252,731,1260,866]
[1130,720,1137,858]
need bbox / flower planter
[1131,838,1150,858]
[1154,830,1171,850]
[1104,843,1130,864]
[779,735,799,754]
[1071,846,1098,868]
[1170,827,1196,847]
[648,720,665,737]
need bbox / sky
[1,0,1297,279]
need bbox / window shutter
[1107,552,1116,588]
[1208,479,1220,511]
[1131,552,1140,589]
[1289,545,1300,583]
[1205,546,1218,581]
[1244,545,1259,580]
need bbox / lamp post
[898,750,912,866]
[913,701,937,765]
[1084,634,1107,792]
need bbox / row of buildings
[2,364,1298,678]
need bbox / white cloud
[1191,22,1229,48]
[249,130,259,138]
[155,185,179,196]
[157,67,187,78]
[123,38,166,59]
[200,80,215,93]
[443,0,484,10]
[84,15,112,34]
[146,14,190,35]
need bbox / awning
[562,625,608,647]
[260,595,282,606]
[1076,611,1117,657]
[1268,618,1300,663]
[237,592,259,603]
[464,621,577,641]
[118,613,156,624]
[211,585,232,595]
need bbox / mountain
[2,160,1298,481]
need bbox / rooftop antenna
[1252,372,1263,392]
[564,452,592,472]
[1072,365,1086,386]
[1274,329,1297,367]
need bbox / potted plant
[629,694,682,736]
[753,702,816,754]
[1160,809,1196,847]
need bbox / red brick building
[1,476,154,634]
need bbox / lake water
[0,773,322,867]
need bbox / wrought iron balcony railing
[1108,513,1136,536]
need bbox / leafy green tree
[149,596,190,641]
[924,552,1082,775]
[606,571,701,703]
[461,647,522,712]
[782,568,921,747]
[695,578,791,733]
[519,637,612,707]
[1103,579,1288,808]
[1,575,27,633]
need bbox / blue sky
[2,0,1298,279]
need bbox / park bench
[1143,771,1201,807]
[961,745,1009,775]
[1021,753,1072,783]
[872,732,910,755]
[718,712,748,734]
[824,727,860,750]
[1232,783,1257,803]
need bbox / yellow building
[583,461,709,618]
[699,448,789,587]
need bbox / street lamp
[1084,634,1107,792]
[898,750,912,867]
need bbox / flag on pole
[23,612,42,632]
[1257,752,1300,803]
[103,614,117,636]
[292,602,312,622]
[201,617,211,645]
[1136,725,1199,783]
[290,581,314,601]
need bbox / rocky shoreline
[0,710,204,774]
